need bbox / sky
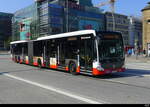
[92,0,149,17]
[0,0,149,17]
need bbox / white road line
[126,65,150,68]
[126,63,150,66]
[126,64,150,70]
[128,67,150,70]
[102,79,128,84]
[4,74,105,104]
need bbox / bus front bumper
[92,67,125,76]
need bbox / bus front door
[80,39,93,72]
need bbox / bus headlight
[97,65,104,71]
[93,61,104,71]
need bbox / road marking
[4,74,105,104]
[126,64,150,70]
[102,79,128,84]
[126,63,150,67]
[127,65,150,68]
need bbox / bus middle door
[80,36,93,72]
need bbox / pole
[66,0,69,32]
[112,12,115,31]
[12,16,15,41]
[110,1,115,31]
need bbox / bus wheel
[37,59,42,68]
[69,62,78,75]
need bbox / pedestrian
[132,48,135,56]
[127,49,132,57]
[143,50,146,54]
[143,49,146,57]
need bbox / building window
[147,19,150,24]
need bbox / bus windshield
[97,33,124,60]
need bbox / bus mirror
[77,49,80,54]
[74,49,80,55]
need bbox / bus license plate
[112,71,117,73]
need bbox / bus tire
[37,58,42,68]
[69,62,78,75]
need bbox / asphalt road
[0,54,150,104]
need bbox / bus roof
[37,30,96,41]
[10,30,96,44]
[10,40,28,45]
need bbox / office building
[128,16,142,49]
[0,12,13,50]
[105,12,129,47]
[12,0,105,41]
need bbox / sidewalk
[0,51,10,55]
[125,55,150,63]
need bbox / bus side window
[49,39,57,58]
[34,41,42,56]
[66,37,78,59]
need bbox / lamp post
[110,0,115,31]
[66,0,69,32]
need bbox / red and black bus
[10,30,125,76]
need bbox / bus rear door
[28,41,33,65]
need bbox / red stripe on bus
[66,67,69,71]
[25,60,29,64]
[93,67,125,76]
[76,66,80,73]
[20,59,23,63]
[33,62,38,66]
[92,68,105,76]
[50,65,58,69]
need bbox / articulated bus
[10,30,125,76]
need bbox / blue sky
[0,0,149,16]
[0,0,34,13]
[92,0,149,16]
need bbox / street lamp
[66,0,69,32]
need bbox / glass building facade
[38,1,64,36]
[12,4,37,41]
[38,0,105,35]
[12,0,105,41]
[0,12,13,50]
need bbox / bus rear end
[93,31,125,75]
